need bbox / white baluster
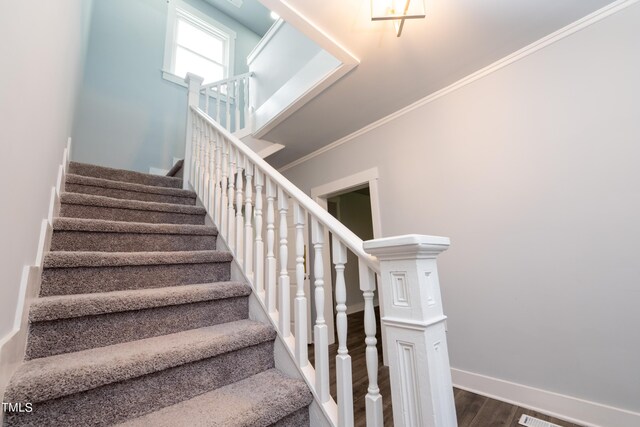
[197,117,205,195]
[254,170,265,297]
[215,84,221,123]
[190,116,199,187]
[278,187,290,337]
[243,76,250,131]
[226,81,232,132]
[312,219,330,403]
[265,178,277,314]
[333,237,354,427]
[244,162,254,281]
[213,134,222,225]
[184,74,202,190]
[235,78,241,132]
[200,129,212,206]
[235,153,244,267]
[220,139,229,238]
[294,203,308,367]
[359,261,384,427]
[227,146,236,253]
[199,119,206,196]
[205,86,210,115]
[208,129,216,213]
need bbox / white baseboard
[149,157,181,176]
[149,167,170,175]
[0,137,71,405]
[345,301,379,315]
[451,368,640,427]
[0,266,40,402]
[345,302,365,315]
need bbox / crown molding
[278,0,639,173]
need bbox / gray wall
[72,0,261,173]
[283,3,640,413]
[0,0,93,338]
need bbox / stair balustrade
[183,73,458,426]
[195,72,252,135]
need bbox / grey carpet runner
[3,162,312,427]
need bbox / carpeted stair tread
[66,174,195,198]
[44,250,232,268]
[6,320,276,403]
[52,217,217,236]
[30,281,250,322]
[69,161,183,188]
[117,369,312,427]
[60,192,206,215]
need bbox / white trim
[163,0,236,86]
[278,0,640,173]
[162,70,189,88]
[149,157,183,175]
[451,368,640,427]
[310,167,383,238]
[0,139,69,406]
[149,167,170,175]
[257,142,285,158]
[252,50,349,138]
[65,137,72,167]
[250,0,361,139]
[247,18,285,66]
[0,266,38,411]
[345,302,365,315]
[257,0,359,66]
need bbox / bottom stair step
[4,321,277,427]
[118,369,313,427]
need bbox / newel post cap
[185,73,204,89]
[363,234,450,260]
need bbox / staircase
[3,162,312,426]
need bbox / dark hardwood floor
[308,310,582,427]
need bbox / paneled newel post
[183,73,203,190]
[363,235,458,427]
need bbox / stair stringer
[198,203,333,427]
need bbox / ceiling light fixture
[371,0,426,37]
[270,11,280,20]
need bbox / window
[163,0,236,85]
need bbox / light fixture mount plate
[370,0,426,21]
[371,0,426,36]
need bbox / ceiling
[203,0,273,36]
[259,0,617,168]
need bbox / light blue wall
[72,0,261,173]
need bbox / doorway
[327,186,375,316]
[310,168,387,363]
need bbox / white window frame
[162,0,236,87]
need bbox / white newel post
[184,73,203,190]
[363,234,458,427]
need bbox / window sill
[162,70,189,88]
